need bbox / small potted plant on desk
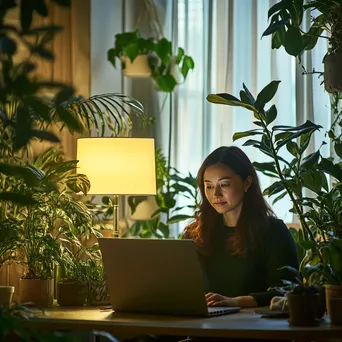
[319,238,342,325]
[85,250,110,307]
[57,249,90,307]
[271,266,321,326]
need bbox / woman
[183,146,298,308]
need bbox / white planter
[121,55,151,77]
[324,53,342,93]
[0,286,14,309]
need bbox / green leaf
[176,47,184,64]
[123,43,140,62]
[265,104,277,124]
[263,181,286,197]
[301,151,320,170]
[284,26,303,56]
[272,190,287,205]
[0,164,44,185]
[154,74,178,92]
[272,28,286,49]
[180,56,195,79]
[207,94,256,112]
[154,38,172,66]
[24,95,51,121]
[107,48,116,67]
[242,83,256,105]
[20,0,33,32]
[273,120,321,132]
[287,141,299,157]
[302,22,323,51]
[55,86,75,105]
[253,161,277,174]
[255,80,281,111]
[232,129,263,142]
[30,130,60,143]
[167,214,193,224]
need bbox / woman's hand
[205,292,239,307]
[205,293,257,307]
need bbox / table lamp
[76,137,157,238]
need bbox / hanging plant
[107,30,195,92]
[262,0,342,93]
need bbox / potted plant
[262,0,342,92]
[57,258,89,307]
[0,149,94,307]
[108,30,195,92]
[85,255,110,307]
[270,265,324,325]
[107,31,154,77]
[206,80,342,323]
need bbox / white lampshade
[77,138,156,195]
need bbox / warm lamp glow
[76,137,157,238]
[77,138,156,196]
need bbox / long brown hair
[184,146,274,256]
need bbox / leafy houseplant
[262,0,342,92]
[108,30,195,92]
[57,256,91,307]
[206,80,342,321]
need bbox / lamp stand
[113,194,119,238]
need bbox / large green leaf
[232,129,263,141]
[207,94,256,111]
[284,26,303,56]
[255,80,281,111]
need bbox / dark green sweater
[196,217,299,307]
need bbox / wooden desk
[28,306,342,341]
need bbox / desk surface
[28,306,342,341]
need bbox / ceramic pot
[57,282,87,307]
[19,278,54,307]
[121,55,151,77]
[287,293,319,326]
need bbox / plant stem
[258,111,319,247]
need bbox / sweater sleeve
[249,219,299,307]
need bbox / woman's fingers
[205,292,226,305]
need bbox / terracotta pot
[324,53,342,93]
[57,282,87,307]
[0,286,14,309]
[19,278,54,307]
[287,293,319,326]
[121,55,151,77]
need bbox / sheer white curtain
[159,0,331,230]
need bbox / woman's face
[203,163,251,217]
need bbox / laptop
[98,238,241,317]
